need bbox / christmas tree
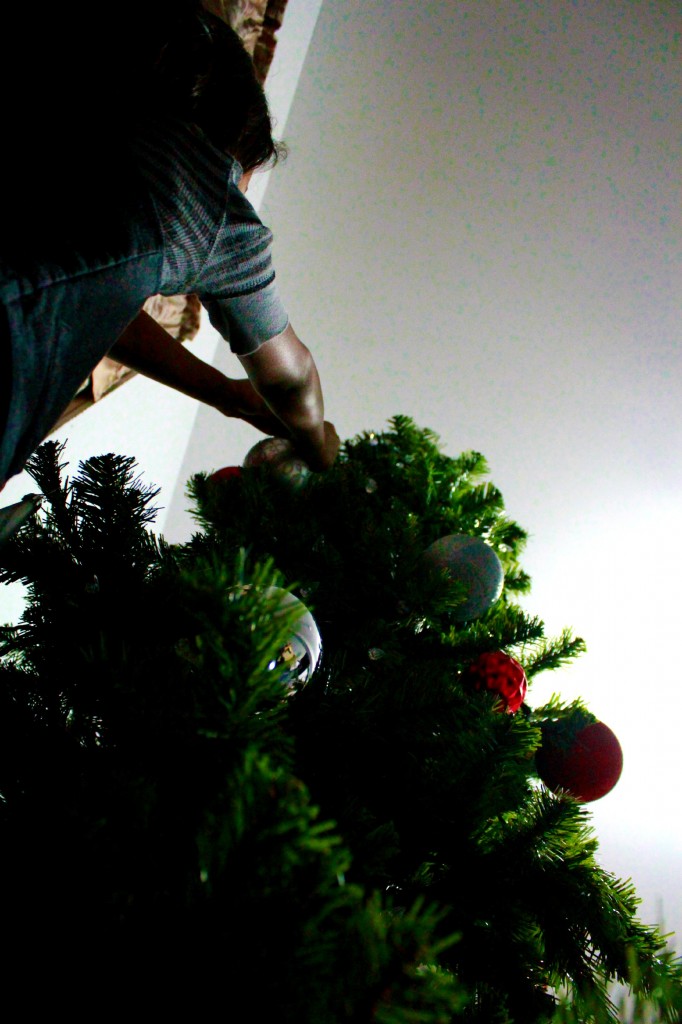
[0,417,679,1021]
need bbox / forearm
[238,324,337,470]
[111,312,338,468]
[254,354,326,463]
[110,310,234,410]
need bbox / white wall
[2,0,680,949]
[183,0,682,943]
[0,0,325,619]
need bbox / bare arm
[109,310,287,436]
[110,311,339,470]
[237,323,340,471]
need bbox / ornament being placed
[243,436,292,468]
[536,719,623,803]
[265,587,322,694]
[421,534,504,621]
[464,651,527,713]
[243,437,311,492]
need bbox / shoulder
[133,118,260,294]
[132,118,240,204]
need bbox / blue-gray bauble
[422,534,504,621]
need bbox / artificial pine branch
[520,629,588,678]
[1,425,680,1021]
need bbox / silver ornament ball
[266,587,322,694]
[271,456,311,491]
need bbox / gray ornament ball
[243,437,311,491]
[244,436,294,469]
[421,534,504,621]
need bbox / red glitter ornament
[209,466,242,484]
[465,651,527,714]
[536,720,623,803]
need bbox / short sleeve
[196,169,290,354]
[134,120,288,354]
[203,277,290,355]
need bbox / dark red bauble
[465,651,527,714]
[209,466,242,484]
[536,720,623,803]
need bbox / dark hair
[150,8,286,171]
[3,2,284,214]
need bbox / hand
[220,382,340,471]
[217,378,290,437]
[320,420,341,469]
[295,421,341,472]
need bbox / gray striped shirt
[132,119,289,354]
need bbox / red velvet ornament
[209,466,242,484]
[536,720,623,803]
[465,651,527,713]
